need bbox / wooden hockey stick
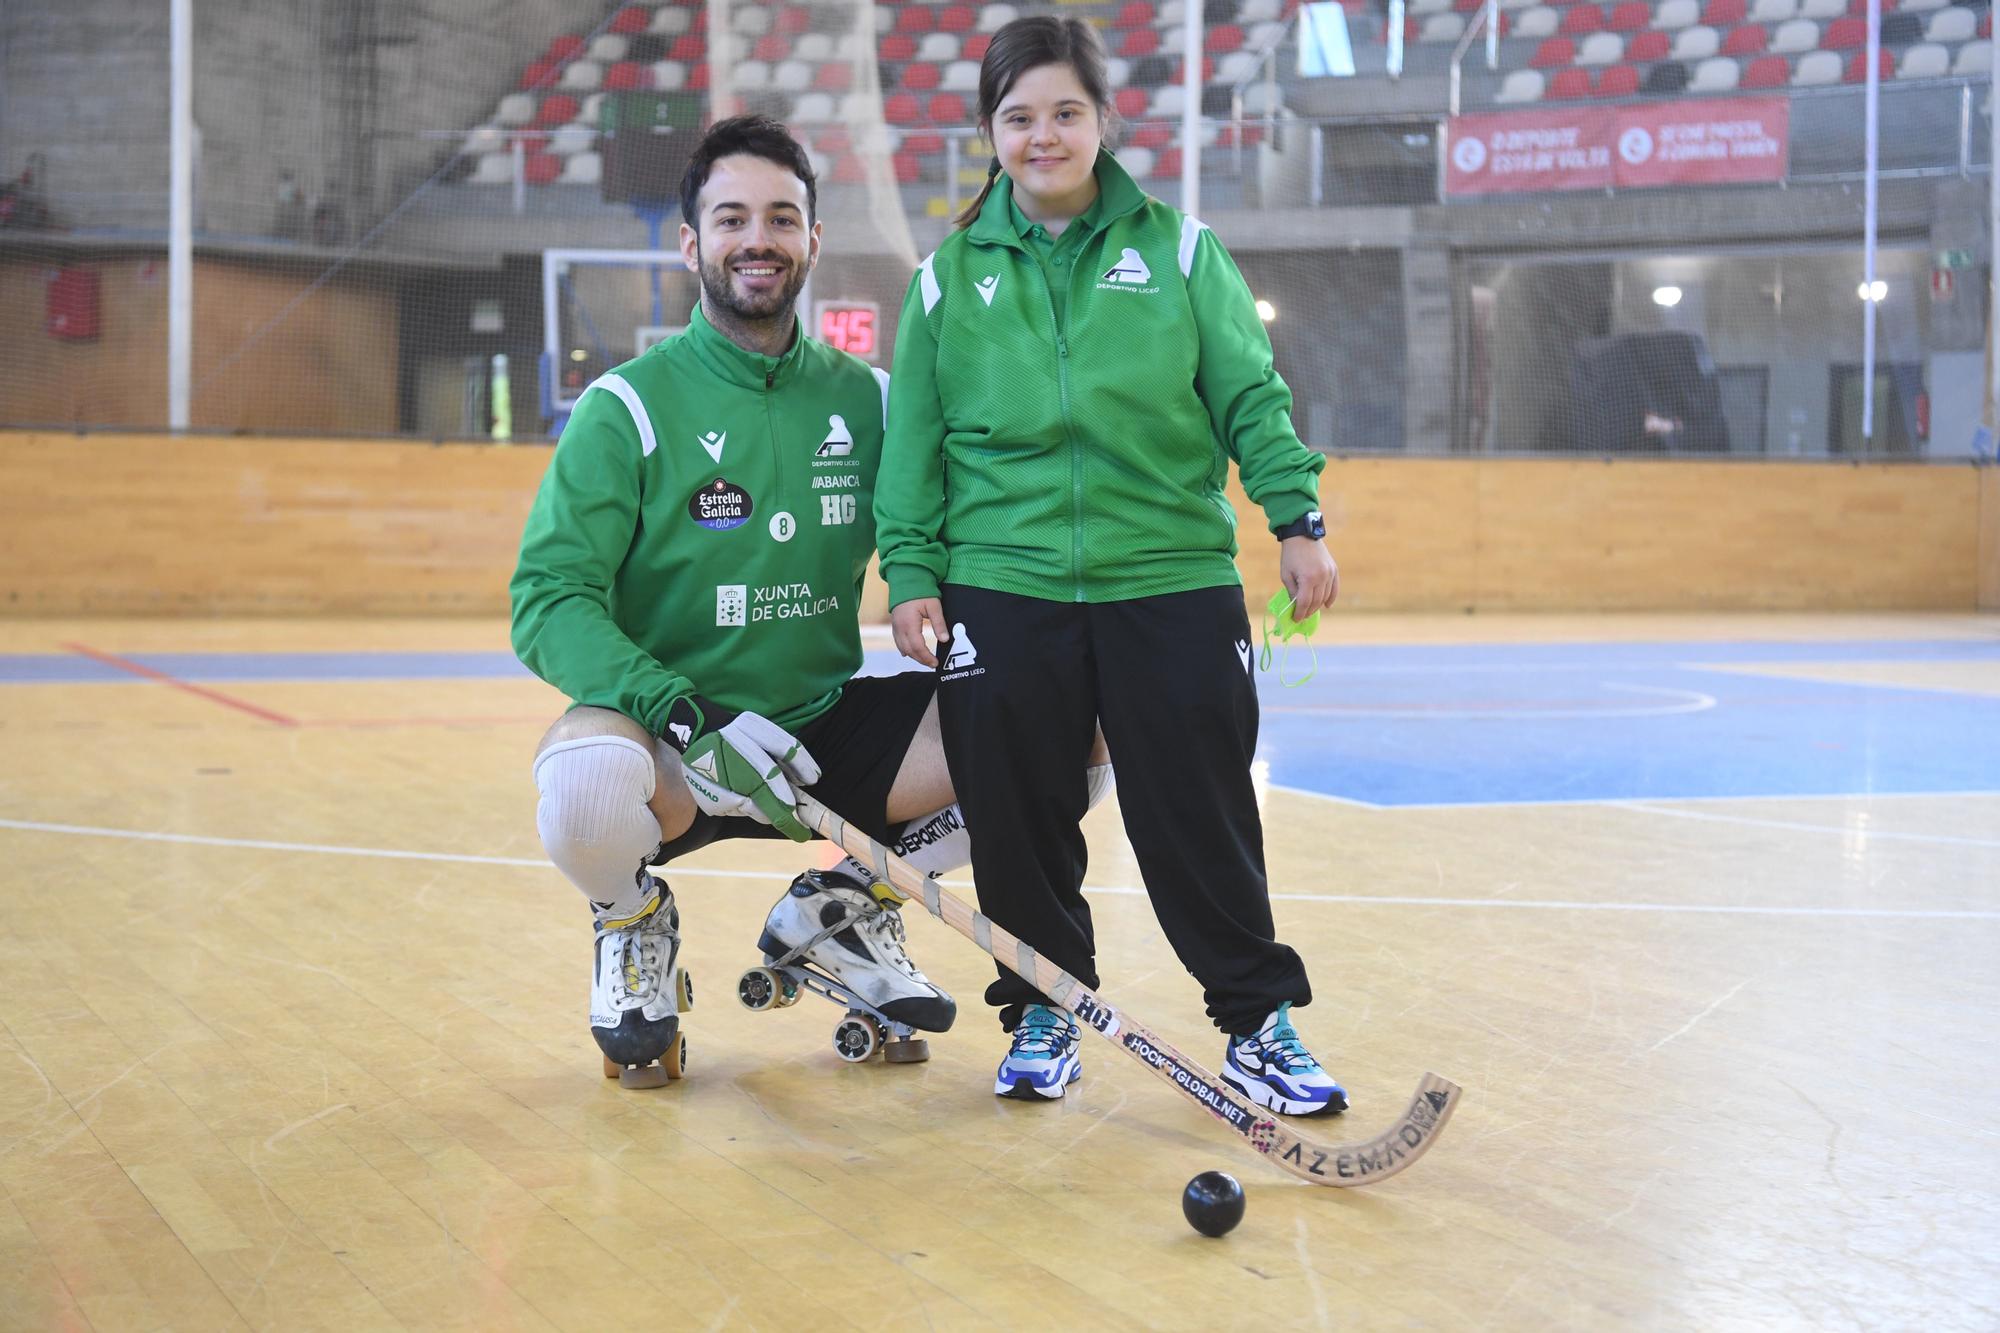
[798,794,1461,1189]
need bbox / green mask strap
[1259,590,1320,687]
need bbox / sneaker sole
[994,1059,1081,1101]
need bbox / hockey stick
[797,793,1461,1189]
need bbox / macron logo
[1235,639,1252,674]
[975,274,1000,306]
[1102,248,1152,285]
[698,429,726,464]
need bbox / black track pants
[935,583,1311,1036]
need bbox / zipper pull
[1057,337,1069,358]
[766,369,775,389]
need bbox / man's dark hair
[679,115,818,226]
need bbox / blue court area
[7,637,1996,808]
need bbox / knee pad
[884,802,972,877]
[534,735,662,914]
[1086,763,1114,812]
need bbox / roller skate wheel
[661,1033,688,1081]
[737,966,780,1012]
[883,1038,930,1064]
[676,969,695,1013]
[832,1014,881,1063]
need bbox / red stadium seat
[1721,23,1767,53]
[902,132,945,153]
[670,35,704,61]
[1121,27,1161,56]
[1155,146,1183,178]
[777,7,812,35]
[519,58,560,90]
[901,61,941,89]
[610,6,650,35]
[537,93,581,126]
[890,151,920,183]
[927,92,968,122]
[1608,2,1650,30]
[816,127,850,153]
[1531,36,1576,65]
[1741,53,1789,83]
[881,33,917,59]
[1175,55,1217,81]
[524,152,562,185]
[686,62,710,90]
[1560,5,1604,35]
[1844,48,1892,79]
[546,35,586,63]
[1455,0,1485,13]
[834,153,868,183]
[1548,66,1593,96]
[897,6,936,32]
[962,33,990,59]
[1115,1,1156,27]
[755,34,790,60]
[1822,16,1865,47]
[1982,10,1992,36]
[1114,86,1149,117]
[1130,122,1174,148]
[690,7,708,32]
[1206,24,1246,51]
[939,6,978,32]
[604,61,649,90]
[884,92,922,123]
[1595,63,1639,93]
[1626,29,1670,59]
[815,61,853,91]
[1701,0,1746,23]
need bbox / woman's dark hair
[953,16,1113,229]
[680,114,818,225]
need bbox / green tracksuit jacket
[875,151,1324,608]
[510,306,889,737]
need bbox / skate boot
[591,879,693,1089]
[994,1003,1082,1100]
[739,867,955,1064]
[1220,1003,1347,1116]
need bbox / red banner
[1445,96,1789,197]
[1611,96,1789,188]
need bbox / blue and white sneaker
[1221,1003,1348,1117]
[994,1004,1082,1100]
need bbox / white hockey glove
[663,696,821,841]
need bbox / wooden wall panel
[0,432,1985,616]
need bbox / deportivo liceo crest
[1102,248,1151,285]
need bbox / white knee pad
[534,735,662,916]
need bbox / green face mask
[1259,590,1319,687]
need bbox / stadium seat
[773,59,810,90]
[754,33,790,60]
[1206,23,1247,50]
[873,6,896,36]
[1130,121,1175,149]
[1922,5,1974,39]
[1700,0,1746,23]
[1411,0,1453,13]
[1983,10,1993,37]
[1561,5,1605,34]
[1159,24,1188,54]
[1792,48,1842,79]
[524,152,562,186]
[901,62,941,89]
[1627,29,1670,58]
[1497,68,1547,99]
[777,7,812,36]
[547,35,586,63]
[468,152,516,186]
[1115,86,1150,116]
[814,126,851,155]
[837,92,878,123]
[1149,84,1187,116]
[1577,31,1626,61]
[464,124,505,155]
[605,61,650,90]
[1548,66,1594,95]
[558,61,603,91]
[1246,19,1285,47]
[1671,23,1720,56]
[963,33,991,59]
[1514,7,1561,37]
[1115,0,1155,25]
[1531,36,1576,64]
[537,93,582,127]
[892,150,922,184]
[1747,0,1796,20]
[590,34,631,63]
[941,59,980,89]
[648,7,693,36]
[1882,11,1924,41]
[1769,19,1819,50]
[1121,146,1158,178]
[1843,47,1894,78]
[794,33,832,61]
[735,59,773,89]
[1952,39,1991,73]
[1896,41,1950,75]
[1650,0,1698,26]
[928,92,969,121]
[1216,50,1258,82]
[519,58,559,90]
[1897,0,1947,10]
[917,32,961,61]
[897,6,935,33]
[1160,0,1188,25]
[1644,57,1692,88]
[686,62,709,91]
[939,6,979,32]
[1240,0,1284,21]
[670,35,704,61]
[651,60,688,89]
[1742,52,1791,81]
[883,91,921,123]
[1797,0,1845,16]
[1241,82,1282,113]
[1608,1,1650,28]
[551,124,596,156]
[792,91,835,120]
[814,62,853,92]
[610,6,651,36]
[1690,53,1742,85]
[580,91,607,125]
[1821,15,1864,45]
[1421,13,1467,39]
[495,93,537,126]
[1154,146,1183,179]
[1721,22,1768,51]
[902,131,945,153]
[1596,62,1640,91]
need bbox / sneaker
[758,868,956,1032]
[994,1004,1082,1100]
[1220,1003,1348,1116]
[590,882,687,1069]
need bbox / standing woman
[876,16,1347,1115]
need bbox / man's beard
[698,244,809,325]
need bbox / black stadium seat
[1643,59,1691,92]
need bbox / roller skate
[736,866,955,1064]
[591,878,694,1089]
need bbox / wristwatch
[1274,510,1325,542]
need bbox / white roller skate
[736,866,955,1064]
[591,878,694,1089]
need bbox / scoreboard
[814,300,880,362]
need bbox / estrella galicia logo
[689,476,753,531]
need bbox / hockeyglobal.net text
[1120,1031,1258,1134]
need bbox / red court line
[61,642,300,727]
[292,715,552,729]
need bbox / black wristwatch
[1274,510,1325,542]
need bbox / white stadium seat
[1421,13,1467,41]
[978,4,1020,32]
[1653,0,1700,26]
[733,6,772,34]
[1149,84,1187,117]
[1747,0,1797,21]
[558,60,603,91]
[1239,0,1284,20]
[1770,18,1820,52]
[1121,146,1157,178]
[1215,50,1258,82]
[1159,25,1187,53]
[651,60,688,90]
[795,33,833,61]
[1495,69,1547,101]
[647,7,692,35]
[916,32,961,62]
[1106,56,1134,85]
[588,35,630,62]
[1690,54,1741,88]
[1797,0,1844,19]
[580,92,606,125]
[1246,20,1286,48]
[733,59,773,90]
[774,60,812,91]
[464,124,505,154]
[941,59,980,91]
[549,123,596,155]
[469,152,516,185]
[495,93,537,126]
[791,92,835,120]
[1792,49,1842,82]
[1924,7,1975,41]
[1241,82,1282,113]
[1670,24,1720,58]
[1897,42,1950,77]
[560,152,603,186]
[1409,0,1453,15]
[1159,0,1187,26]
[1513,7,1560,38]
[1952,40,1991,74]
[873,6,894,34]
[1576,31,1625,63]
[1897,0,1947,11]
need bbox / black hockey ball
[1182,1170,1245,1237]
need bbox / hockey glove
[662,696,821,841]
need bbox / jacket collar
[684,301,807,389]
[968,149,1149,252]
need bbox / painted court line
[60,643,298,727]
[1606,801,2000,849]
[3,817,1995,920]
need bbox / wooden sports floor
[2,612,1996,1331]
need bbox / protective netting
[0,0,1990,455]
